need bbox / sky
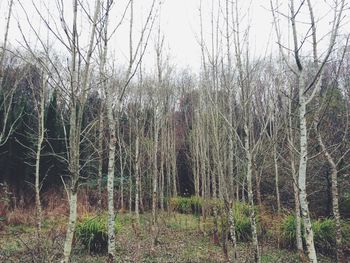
[0,0,348,72]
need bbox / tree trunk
[34,119,43,236]
[298,89,317,263]
[228,202,237,262]
[274,145,281,214]
[152,116,159,249]
[106,95,116,261]
[160,128,165,211]
[135,122,140,223]
[171,125,177,196]
[316,130,343,262]
[34,76,45,238]
[288,82,304,257]
[256,169,262,208]
[246,147,260,263]
[129,128,133,213]
[97,108,103,210]
[63,191,78,263]
[118,128,125,211]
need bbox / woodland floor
[0,211,336,263]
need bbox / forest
[0,0,350,262]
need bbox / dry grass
[6,208,36,226]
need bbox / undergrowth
[280,214,350,255]
[75,214,122,254]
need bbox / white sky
[0,0,349,72]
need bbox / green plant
[280,214,336,254]
[340,192,350,217]
[233,202,255,241]
[341,220,350,246]
[75,214,122,254]
[280,214,300,248]
[170,196,203,214]
[170,197,257,242]
[313,218,335,253]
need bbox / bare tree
[0,0,17,146]
[271,0,346,261]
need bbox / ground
[0,211,335,263]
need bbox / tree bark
[106,93,116,260]
[63,191,77,263]
[245,133,260,263]
[274,145,281,214]
[298,78,317,263]
[316,129,343,262]
[151,114,159,249]
[97,107,104,210]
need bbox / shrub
[170,197,257,242]
[75,214,122,254]
[342,220,350,245]
[170,196,204,214]
[280,214,336,254]
[233,202,256,242]
[340,193,350,217]
[170,196,228,214]
[313,218,336,253]
[281,214,300,248]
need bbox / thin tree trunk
[118,128,125,211]
[160,132,164,211]
[151,115,159,249]
[287,79,304,257]
[62,1,100,261]
[292,155,304,256]
[298,82,317,263]
[34,75,45,238]
[129,127,133,213]
[316,130,343,262]
[63,191,77,263]
[256,168,262,208]
[135,120,140,223]
[246,138,260,263]
[100,0,116,258]
[274,145,281,214]
[97,108,103,210]
[171,124,177,196]
[106,94,116,260]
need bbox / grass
[0,205,347,262]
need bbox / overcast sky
[0,0,348,71]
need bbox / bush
[281,214,300,248]
[313,218,335,253]
[340,193,350,217]
[280,214,336,254]
[233,202,254,242]
[170,196,203,214]
[75,214,122,254]
[170,196,257,242]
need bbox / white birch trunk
[97,110,103,210]
[106,94,116,260]
[62,1,100,261]
[298,83,317,263]
[316,130,343,262]
[245,133,260,263]
[135,120,140,223]
[62,191,77,263]
[152,115,159,248]
[34,75,45,237]
[274,145,281,214]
